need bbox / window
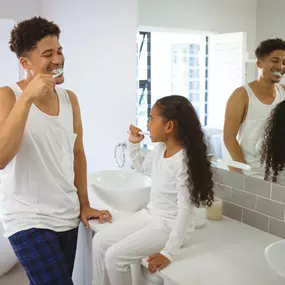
[207,32,246,128]
[136,30,246,146]
[137,31,208,132]
[137,32,151,148]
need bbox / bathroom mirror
[136,1,285,186]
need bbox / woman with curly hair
[93,95,214,285]
[260,100,285,183]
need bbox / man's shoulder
[229,85,248,102]
[0,85,15,94]
[0,86,16,102]
[233,86,247,95]
[279,84,285,91]
[64,89,77,101]
[63,89,81,114]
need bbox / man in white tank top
[0,17,112,284]
[224,38,285,178]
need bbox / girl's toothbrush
[127,130,150,136]
[52,68,64,78]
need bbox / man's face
[258,50,285,83]
[20,35,65,84]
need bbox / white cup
[206,197,223,220]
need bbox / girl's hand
[129,124,144,144]
[147,253,171,274]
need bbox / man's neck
[17,73,34,90]
[255,77,276,95]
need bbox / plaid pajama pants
[9,227,78,285]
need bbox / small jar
[206,197,223,220]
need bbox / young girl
[260,100,285,183]
[92,95,214,285]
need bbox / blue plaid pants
[9,227,78,285]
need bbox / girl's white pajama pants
[92,209,172,285]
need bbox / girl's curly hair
[260,101,285,182]
[156,95,214,207]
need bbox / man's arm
[0,74,56,169]
[67,90,89,208]
[223,87,248,173]
[0,87,32,169]
[67,90,112,227]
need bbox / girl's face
[147,104,175,142]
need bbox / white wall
[0,19,19,85]
[41,0,138,172]
[256,0,285,44]
[138,0,257,53]
[0,0,41,21]
[0,0,42,80]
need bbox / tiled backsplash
[213,168,285,239]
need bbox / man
[0,17,112,284]
[224,38,285,177]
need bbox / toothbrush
[217,159,252,171]
[52,68,64,78]
[127,130,150,136]
[273,71,282,77]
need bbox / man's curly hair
[255,38,285,59]
[260,101,285,182]
[9,16,61,58]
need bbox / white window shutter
[207,32,246,129]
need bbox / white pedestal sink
[265,239,285,279]
[89,170,151,212]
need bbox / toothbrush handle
[127,131,149,136]
[220,159,252,171]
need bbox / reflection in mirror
[137,28,246,154]
[223,38,285,183]
[212,159,251,172]
[136,27,285,185]
[259,101,285,185]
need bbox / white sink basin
[90,170,151,212]
[265,239,285,279]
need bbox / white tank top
[0,84,80,237]
[238,84,285,178]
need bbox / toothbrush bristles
[52,69,63,78]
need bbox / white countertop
[88,189,284,285]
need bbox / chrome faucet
[114,142,127,168]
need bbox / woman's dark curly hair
[260,101,285,182]
[9,16,61,58]
[155,95,214,207]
